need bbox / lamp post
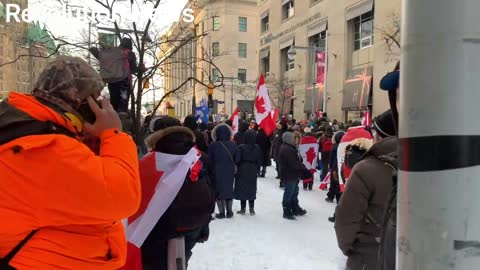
[223,76,239,114]
[287,35,328,116]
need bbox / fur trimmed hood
[212,123,233,142]
[348,138,373,151]
[145,126,195,149]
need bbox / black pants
[303,181,313,190]
[327,177,341,203]
[321,158,329,180]
[240,200,255,209]
[108,79,131,113]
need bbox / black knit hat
[372,109,395,138]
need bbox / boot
[325,197,334,203]
[249,208,256,216]
[293,205,307,216]
[328,214,336,223]
[237,208,246,215]
[215,200,226,219]
[303,183,308,190]
[226,200,234,218]
[283,207,296,220]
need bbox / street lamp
[287,44,328,116]
[287,46,297,60]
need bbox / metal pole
[167,237,186,270]
[231,80,234,114]
[398,1,480,269]
[322,31,328,113]
[312,48,316,116]
[223,85,226,114]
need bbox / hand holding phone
[83,97,122,137]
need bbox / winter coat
[378,151,398,270]
[0,93,141,270]
[141,126,216,265]
[335,136,398,270]
[234,122,250,145]
[329,132,345,174]
[184,115,208,152]
[208,124,239,200]
[272,128,286,161]
[234,130,261,201]
[256,128,272,166]
[278,142,309,183]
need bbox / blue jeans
[282,180,299,209]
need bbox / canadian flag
[319,172,331,190]
[337,126,373,192]
[299,135,319,184]
[362,109,372,127]
[230,107,239,135]
[270,108,279,123]
[255,74,277,136]
[120,148,201,270]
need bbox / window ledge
[309,0,324,8]
[282,16,295,24]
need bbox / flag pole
[322,30,328,113]
[398,0,480,269]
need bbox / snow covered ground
[189,166,347,270]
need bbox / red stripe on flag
[119,243,143,270]
[129,153,164,225]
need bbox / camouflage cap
[34,56,105,108]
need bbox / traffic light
[208,83,214,108]
[143,79,150,89]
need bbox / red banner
[316,51,326,85]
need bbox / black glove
[197,225,210,243]
[301,169,313,180]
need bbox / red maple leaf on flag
[255,96,266,114]
[306,147,316,165]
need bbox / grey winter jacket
[335,136,398,270]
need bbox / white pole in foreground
[399,0,480,269]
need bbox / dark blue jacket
[208,124,239,200]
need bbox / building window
[239,17,247,32]
[282,0,295,21]
[238,69,247,83]
[261,55,270,75]
[353,11,374,50]
[213,16,220,31]
[212,68,220,83]
[261,14,269,33]
[310,31,327,50]
[238,43,247,58]
[281,47,295,72]
[212,42,220,56]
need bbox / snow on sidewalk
[189,166,346,270]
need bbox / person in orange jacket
[0,56,141,270]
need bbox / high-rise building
[0,0,54,100]
[258,0,401,122]
[162,0,259,120]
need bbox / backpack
[0,120,76,269]
[344,144,368,169]
[98,47,130,83]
